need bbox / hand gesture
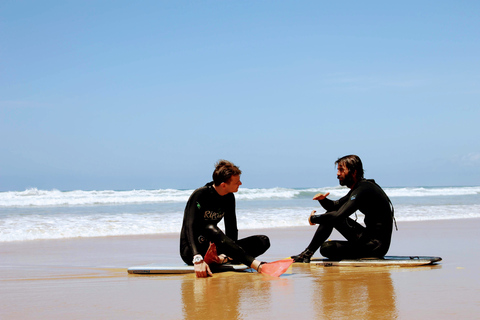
[313,192,330,201]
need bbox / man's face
[337,163,354,187]
[224,175,242,193]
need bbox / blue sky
[1,1,479,191]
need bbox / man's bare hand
[194,261,213,278]
[313,192,330,201]
[308,210,316,225]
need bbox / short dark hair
[212,160,242,186]
[335,155,364,179]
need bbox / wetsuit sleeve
[183,192,202,256]
[315,191,360,224]
[224,196,238,241]
[318,193,349,211]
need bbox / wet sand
[1,218,479,319]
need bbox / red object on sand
[260,259,294,277]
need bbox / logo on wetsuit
[204,210,225,220]
[350,194,357,200]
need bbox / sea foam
[2,186,479,207]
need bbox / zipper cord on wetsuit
[390,200,398,231]
[372,180,398,231]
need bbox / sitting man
[180,159,292,277]
[292,155,396,262]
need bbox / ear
[352,169,358,180]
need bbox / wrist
[192,255,203,264]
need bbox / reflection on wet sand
[179,265,410,319]
[181,272,272,319]
[311,267,398,319]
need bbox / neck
[348,176,359,189]
[213,184,228,196]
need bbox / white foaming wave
[0,187,304,207]
[393,204,480,221]
[0,188,194,207]
[0,212,183,242]
[1,204,480,242]
[235,187,300,200]
[385,186,480,197]
[232,205,480,230]
[1,186,479,208]
[235,204,480,230]
[304,186,480,198]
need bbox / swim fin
[260,259,294,277]
[204,242,221,265]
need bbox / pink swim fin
[260,259,294,277]
[204,242,221,265]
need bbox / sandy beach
[1,218,479,319]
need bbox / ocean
[1,185,479,242]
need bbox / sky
[1,1,479,191]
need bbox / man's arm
[183,193,202,258]
[317,192,349,211]
[311,192,360,224]
[224,195,238,241]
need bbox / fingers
[195,269,210,278]
[195,262,212,278]
[312,192,330,200]
[312,192,324,200]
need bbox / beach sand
[1,218,479,319]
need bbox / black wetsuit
[180,182,270,266]
[308,179,393,259]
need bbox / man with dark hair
[291,155,395,262]
[180,160,293,277]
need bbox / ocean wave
[0,211,183,242]
[0,188,194,207]
[1,204,479,242]
[0,186,479,207]
[385,186,480,197]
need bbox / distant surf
[0,186,479,242]
[1,186,479,207]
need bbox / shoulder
[352,179,376,196]
[355,179,387,197]
[189,183,214,200]
[357,179,379,188]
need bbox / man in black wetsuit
[292,155,395,263]
[180,160,292,278]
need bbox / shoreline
[2,216,480,245]
[1,218,479,319]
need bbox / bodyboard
[127,263,248,274]
[309,256,442,267]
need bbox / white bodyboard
[128,263,248,274]
[310,256,442,267]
